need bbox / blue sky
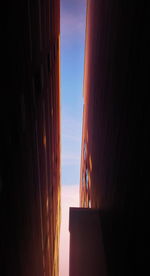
[61,0,86,186]
[59,1,86,275]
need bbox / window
[85,168,88,189]
[83,141,87,160]
[89,199,91,208]
[82,173,85,187]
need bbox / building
[69,208,107,276]
[79,0,149,275]
[69,208,132,276]
[0,1,60,276]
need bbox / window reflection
[83,141,87,160]
[85,168,88,190]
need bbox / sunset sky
[59,0,86,275]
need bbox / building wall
[69,208,133,276]
[69,208,107,276]
[0,1,60,276]
[80,0,149,213]
[80,0,149,274]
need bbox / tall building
[80,0,148,213]
[78,0,149,275]
[69,207,131,276]
[69,207,107,276]
[69,208,136,276]
[0,1,60,276]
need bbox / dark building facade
[1,1,60,276]
[79,0,149,275]
[69,208,133,276]
[69,208,107,276]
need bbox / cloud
[62,134,81,142]
[61,152,81,166]
[59,185,79,276]
[62,116,82,130]
[61,12,85,37]
[61,116,83,143]
[61,0,86,39]
[61,115,82,166]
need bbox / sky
[59,0,86,275]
